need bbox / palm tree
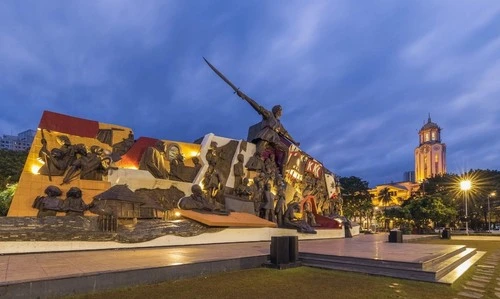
[378,187,393,229]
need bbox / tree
[339,176,372,224]
[0,183,17,216]
[377,187,393,229]
[401,194,457,233]
[421,170,500,230]
[0,149,28,191]
[377,187,392,208]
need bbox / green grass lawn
[66,238,500,299]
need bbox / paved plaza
[1,234,499,298]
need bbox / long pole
[488,195,491,232]
[465,191,469,236]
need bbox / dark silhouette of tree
[377,187,393,228]
[0,184,17,216]
[0,149,28,216]
[0,149,28,191]
[339,176,372,223]
[377,187,392,208]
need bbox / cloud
[1,0,499,187]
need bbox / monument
[5,59,348,244]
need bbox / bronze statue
[138,140,170,179]
[202,166,224,204]
[32,185,64,217]
[38,135,83,177]
[178,185,215,211]
[283,202,316,234]
[274,186,286,227]
[191,156,202,180]
[259,183,275,222]
[62,145,111,184]
[251,175,264,215]
[203,58,299,149]
[233,154,245,190]
[205,141,219,167]
[302,201,317,227]
[169,152,187,182]
[61,187,90,216]
[112,130,135,156]
[245,152,264,172]
[235,177,253,200]
[178,185,229,215]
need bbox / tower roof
[420,114,440,131]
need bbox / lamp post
[488,192,496,232]
[460,180,471,235]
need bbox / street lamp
[488,192,496,232]
[460,180,472,235]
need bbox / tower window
[431,132,436,140]
[425,133,429,141]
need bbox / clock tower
[415,114,446,183]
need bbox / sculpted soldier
[61,187,89,216]
[274,186,286,227]
[178,185,215,211]
[178,185,229,215]
[191,157,202,179]
[245,152,264,172]
[233,154,245,190]
[38,134,81,177]
[260,183,275,222]
[139,140,169,179]
[283,202,317,234]
[303,201,317,227]
[62,145,111,184]
[235,177,253,200]
[170,152,187,182]
[238,99,298,154]
[32,185,64,217]
[204,58,299,170]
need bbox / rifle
[39,129,52,181]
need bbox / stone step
[422,246,468,270]
[300,247,480,283]
[300,244,467,272]
[438,251,486,284]
[430,248,477,280]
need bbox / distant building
[414,115,446,182]
[0,129,36,151]
[403,171,415,183]
[370,115,447,206]
[369,181,419,207]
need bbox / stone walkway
[455,249,500,298]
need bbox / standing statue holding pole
[203,57,299,171]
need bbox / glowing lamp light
[460,180,471,191]
[31,164,41,174]
[459,179,472,235]
[174,211,181,217]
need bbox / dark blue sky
[1,1,499,187]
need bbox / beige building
[414,115,446,183]
[369,181,419,208]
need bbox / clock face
[433,145,441,151]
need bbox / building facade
[0,129,36,151]
[414,115,446,183]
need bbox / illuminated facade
[414,115,446,183]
